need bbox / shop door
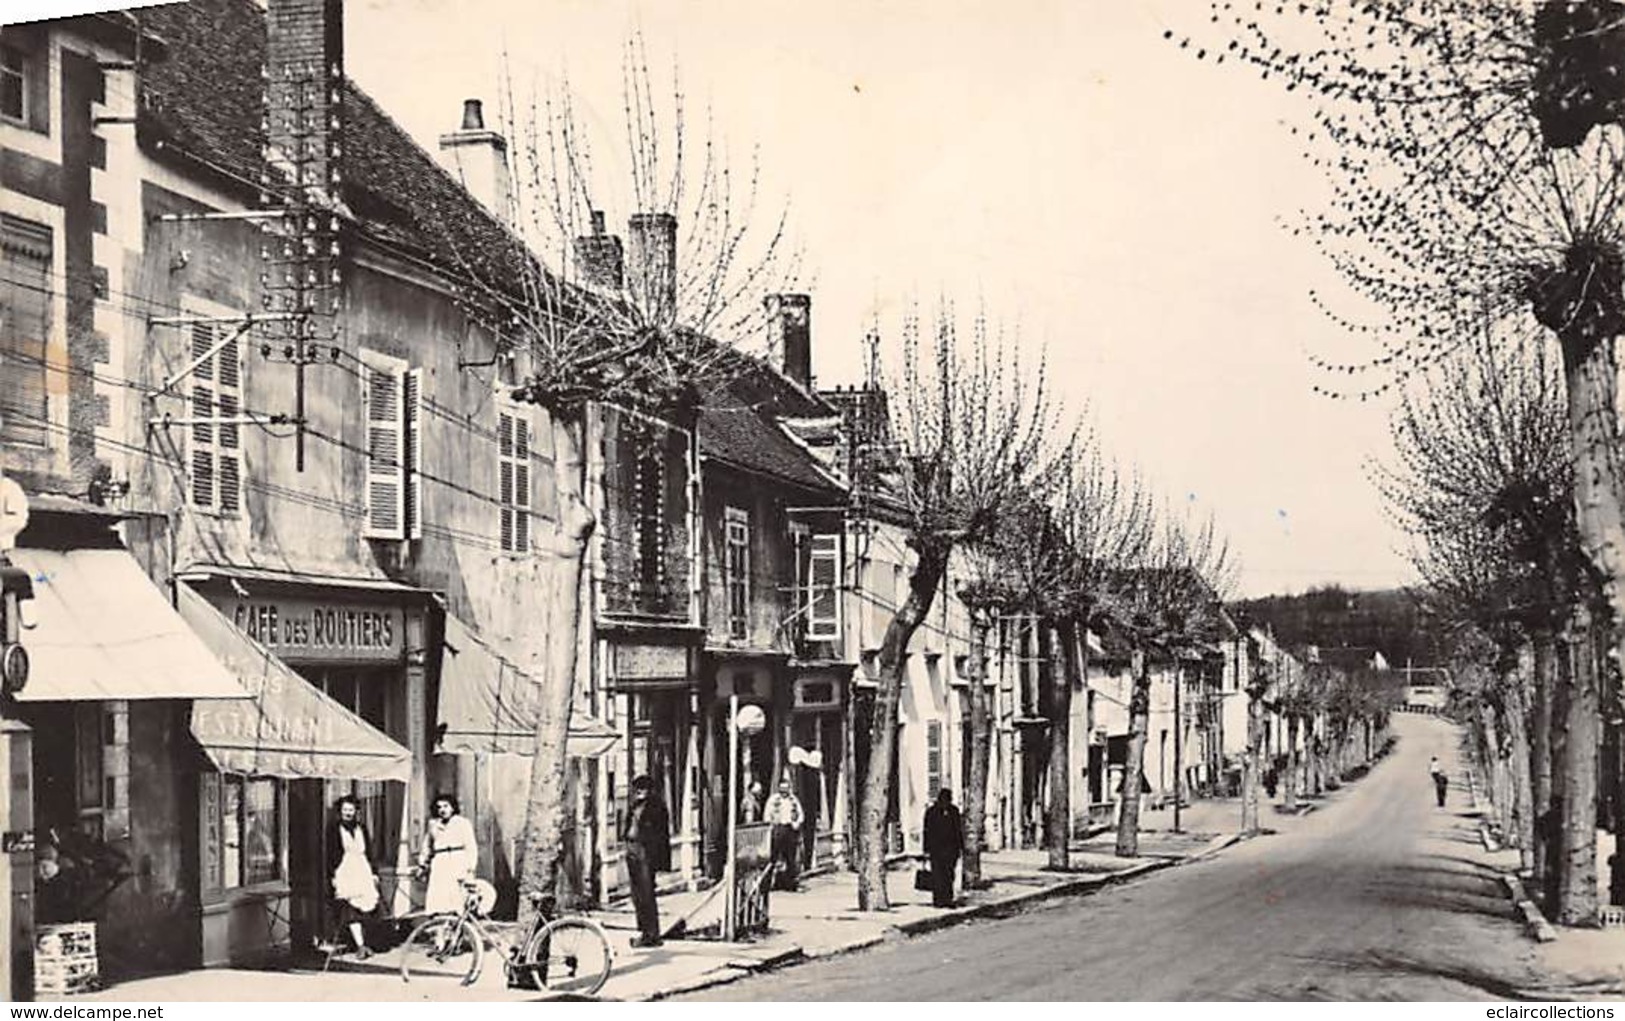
[287,779,325,953]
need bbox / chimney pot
[628,212,679,323]
[591,210,607,235]
[462,98,484,131]
[575,211,625,291]
[765,293,812,390]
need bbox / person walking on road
[1431,762,1449,808]
[764,779,805,891]
[923,789,964,909]
[623,774,671,949]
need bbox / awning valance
[178,584,411,782]
[437,614,620,759]
[7,547,249,703]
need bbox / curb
[1502,874,1558,944]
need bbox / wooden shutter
[926,720,943,799]
[1,215,51,446]
[807,534,840,640]
[404,368,423,540]
[363,363,404,539]
[513,413,531,553]
[499,410,515,551]
[216,327,242,514]
[190,323,216,509]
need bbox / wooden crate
[36,922,100,997]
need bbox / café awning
[437,613,620,759]
[178,584,411,782]
[6,547,249,703]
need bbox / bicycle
[399,878,615,996]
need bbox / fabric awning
[178,584,411,782]
[437,613,620,759]
[7,547,249,703]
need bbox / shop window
[724,507,750,640]
[186,318,245,515]
[498,406,531,552]
[203,773,284,891]
[0,214,51,446]
[362,349,423,541]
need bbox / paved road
[684,714,1556,1000]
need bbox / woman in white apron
[417,793,477,914]
[329,795,380,958]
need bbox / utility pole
[1173,661,1183,834]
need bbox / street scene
[2,0,1625,1005]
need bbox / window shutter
[499,410,515,552]
[363,364,404,539]
[926,720,943,799]
[0,216,51,446]
[217,329,241,514]
[514,416,531,553]
[807,534,840,640]
[190,325,216,509]
[403,368,423,540]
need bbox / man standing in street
[764,779,805,891]
[923,788,964,908]
[623,775,671,949]
[1429,757,1449,808]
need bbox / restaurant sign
[217,595,405,663]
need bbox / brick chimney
[264,0,344,200]
[764,293,812,389]
[627,212,677,324]
[436,98,517,228]
[573,210,624,290]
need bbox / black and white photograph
[2,0,1625,1006]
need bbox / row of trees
[1176,1,1625,923]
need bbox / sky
[6,0,1418,597]
[332,0,1420,599]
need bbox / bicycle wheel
[399,914,485,986]
[519,917,613,997]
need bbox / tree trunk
[1504,666,1536,867]
[962,605,994,889]
[856,544,947,911]
[1114,649,1152,858]
[1557,605,1602,926]
[1047,618,1081,870]
[1555,322,1624,925]
[517,415,596,933]
[1284,715,1300,812]
[1241,679,1264,836]
[1546,628,1573,911]
[1531,628,1557,888]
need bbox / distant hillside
[1233,585,1451,669]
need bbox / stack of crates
[35,922,99,997]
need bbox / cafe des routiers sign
[217,594,406,664]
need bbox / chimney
[264,0,344,200]
[764,293,812,389]
[573,210,624,291]
[627,212,677,324]
[436,98,517,228]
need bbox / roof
[137,0,530,283]
[1316,646,1386,673]
[697,353,848,497]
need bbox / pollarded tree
[1174,0,1625,922]
[853,304,1063,911]
[1113,510,1236,858]
[426,36,802,929]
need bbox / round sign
[733,703,767,736]
[1,642,29,694]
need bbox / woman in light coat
[417,793,477,914]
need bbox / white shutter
[363,364,405,539]
[807,534,840,640]
[498,410,515,551]
[514,416,531,553]
[217,329,242,514]
[404,367,423,540]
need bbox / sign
[216,595,405,663]
[611,642,689,685]
[3,830,34,854]
[728,821,773,940]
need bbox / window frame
[805,533,841,641]
[201,772,286,896]
[724,506,750,641]
[0,41,28,126]
[184,314,246,517]
[0,213,52,447]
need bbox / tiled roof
[697,355,847,497]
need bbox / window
[202,773,283,892]
[0,215,50,446]
[187,320,243,515]
[926,720,943,800]
[498,407,531,553]
[805,534,840,640]
[361,351,422,541]
[635,444,665,594]
[1,43,26,124]
[724,507,750,640]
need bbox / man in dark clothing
[1433,768,1449,808]
[623,775,671,948]
[922,789,964,908]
